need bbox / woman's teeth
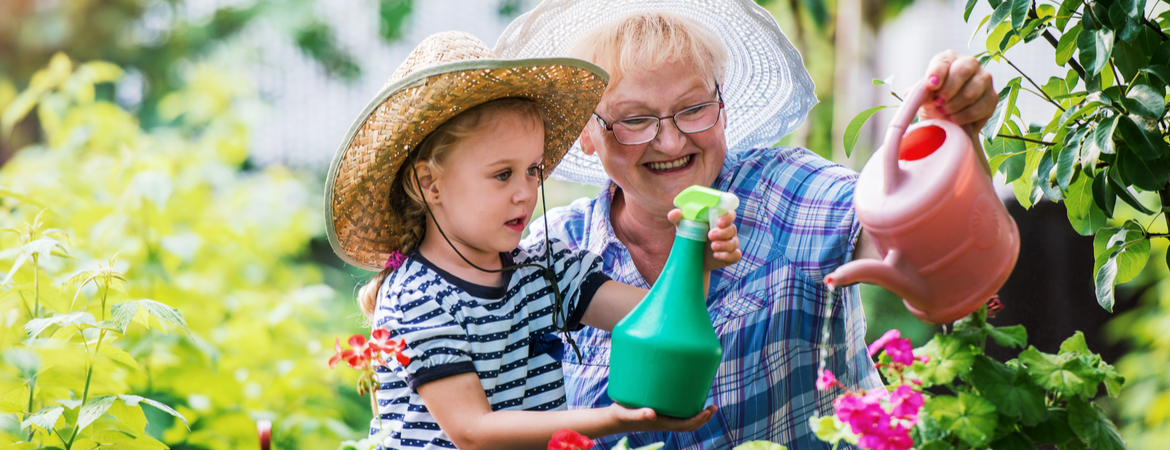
[646,155,692,171]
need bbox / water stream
[817,286,836,373]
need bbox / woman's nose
[651,119,686,155]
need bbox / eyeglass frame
[591,84,725,146]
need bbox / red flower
[329,337,365,370]
[548,429,594,450]
[370,328,411,367]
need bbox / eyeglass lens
[611,102,721,145]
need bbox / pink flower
[816,368,838,391]
[834,390,887,435]
[868,330,901,357]
[888,385,924,424]
[884,338,915,366]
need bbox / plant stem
[1032,6,1087,80]
[1160,187,1170,232]
[1143,17,1169,41]
[998,134,1057,146]
[1003,55,1066,112]
[26,377,36,441]
[33,255,39,319]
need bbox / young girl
[325,32,741,450]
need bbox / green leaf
[963,0,979,21]
[108,397,148,435]
[1092,169,1116,218]
[985,324,1027,348]
[1092,115,1120,156]
[77,395,117,433]
[1010,0,1030,29]
[1056,129,1086,189]
[123,395,189,429]
[983,80,1020,140]
[1117,114,1166,160]
[1122,84,1165,118]
[1107,167,1156,214]
[1118,145,1170,191]
[990,431,1037,450]
[1059,331,1091,355]
[967,356,1048,426]
[1020,347,1100,397]
[139,299,190,331]
[1101,363,1125,398]
[926,393,998,447]
[1023,408,1076,445]
[843,105,891,158]
[21,406,63,431]
[988,0,1013,33]
[1067,398,1127,450]
[1095,240,1122,311]
[24,312,97,340]
[1140,65,1170,85]
[914,334,976,386]
[808,415,858,445]
[1078,27,1115,76]
[1056,0,1081,31]
[1092,222,1150,285]
[111,299,189,334]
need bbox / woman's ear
[579,129,596,156]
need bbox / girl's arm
[580,209,741,332]
[418,372,716,450]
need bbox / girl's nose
[651,119,686,155]
[513,182,535,203]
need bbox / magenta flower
[884,337,915,366]
[889,385,924,424]
[816,368,838,391]
[868,329,901,357]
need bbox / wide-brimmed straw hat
[495,0,817,186]
[325,31,609,271]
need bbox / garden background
[2,0,1169,448]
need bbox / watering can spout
[824,250,928,301]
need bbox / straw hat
[494,0,818,186]
[325,31,609,271]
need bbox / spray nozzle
[673,185,739,228]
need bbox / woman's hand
[606,403,718,433]
[667,208,741,271]
[917,50,998,132]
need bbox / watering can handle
[882,79,935,194]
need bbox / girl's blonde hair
[570,12,728,93]
[358,97,547,319]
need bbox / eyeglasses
[592,84,725,145]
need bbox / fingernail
[934,97,944,106]
[929,75,940,87]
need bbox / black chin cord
[410,161,583,361]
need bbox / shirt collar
[585,181,624,258]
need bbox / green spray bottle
[608,185,739,417]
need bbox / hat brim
[494,0,819,186]
[325,57,609,271]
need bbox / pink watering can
[824,80,1020,324]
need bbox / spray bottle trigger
[705,193,739,231]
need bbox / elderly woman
[499,1,998,448]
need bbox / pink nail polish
[934,97,944,106]
[938,106,946,114]
[929,75,940,86]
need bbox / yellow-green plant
[0,54,366,449]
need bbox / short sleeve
[521,239,610,330]
[376,277,476,392]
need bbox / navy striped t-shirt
[370,238,610,449]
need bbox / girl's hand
[606,403,718,433]
[667,208,742,272]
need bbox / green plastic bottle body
[608,220,723,417]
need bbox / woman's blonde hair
[358,97,547,319]
[570,12,728,92]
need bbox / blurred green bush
[0,55,368,449]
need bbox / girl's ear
[413,163,442,205]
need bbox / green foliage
[943,0,1170,313]
[0,56,364,449]
[904,308,1126,449]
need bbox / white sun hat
[494,0,818,186]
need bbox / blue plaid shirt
[523,146,883,449]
